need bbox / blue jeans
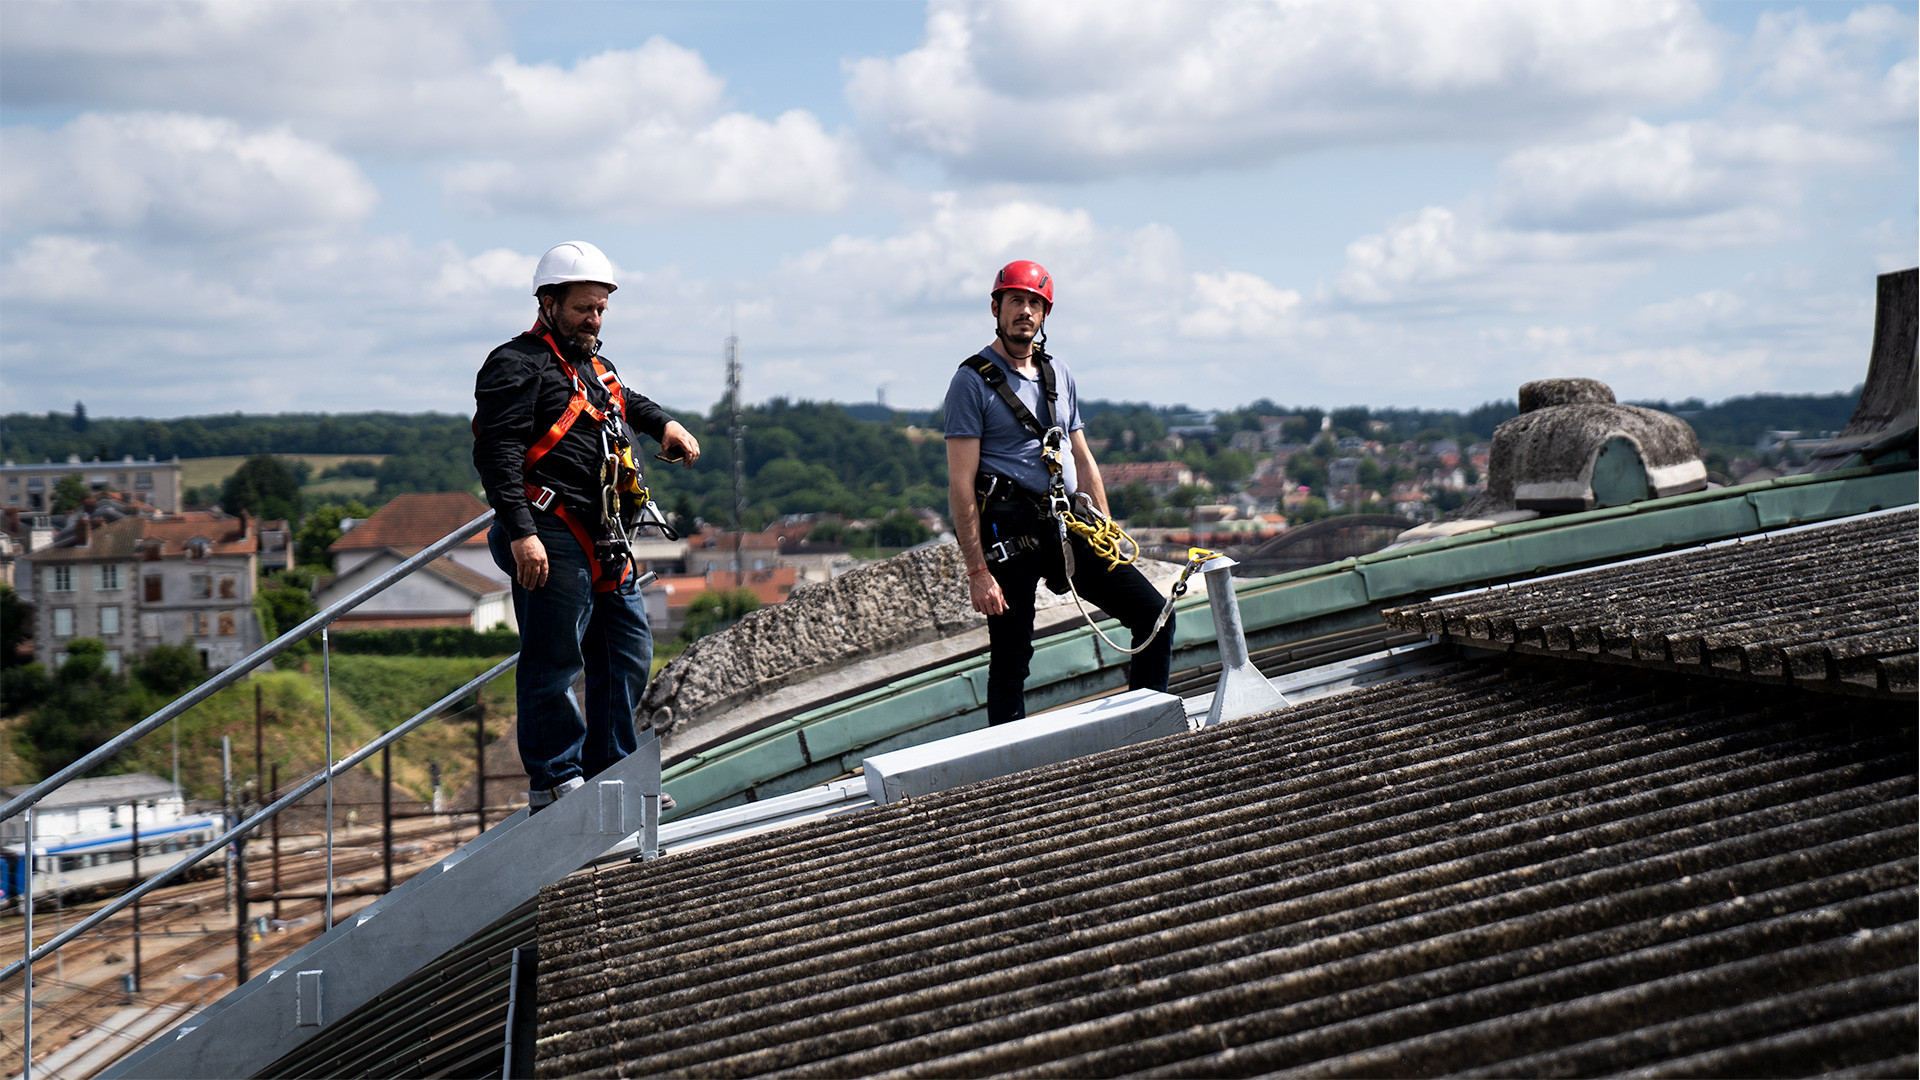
[489,516,651,792]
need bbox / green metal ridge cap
[1336,462,1907,567]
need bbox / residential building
[652,566,799,640]
[1,456,182,513]
[22,510,263,673]
[328,492,503,583]
[1100,460,1199,499]
[319,492,512,632]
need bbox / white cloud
[1179,272,1301,339]
[0,2,501,131]
[1495,118,1879,231]
[3,5,857,218]
[1,113,376,238]
[847,0,1725,178]
[444,106,858,218]
[1748,4,1920,127]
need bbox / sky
[0,0,1913,421]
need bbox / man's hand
[510,534,549,590]
[968,567,1007,616]
[659,421,701,466]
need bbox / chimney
[75,516,91,548]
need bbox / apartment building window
[100,606,120,636]
[52,608,73,637]
[48,566,74,593]
[217,611,236,636]
[145,576,163,602]
[96,564,123,590]
[218,575,237,600]
[136,472,153,490]
[190,575,212,599]
[192,612,210,636]
[104,649,120,674]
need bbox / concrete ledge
[863,689,1188,805]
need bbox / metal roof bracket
[1200,553,1291,727]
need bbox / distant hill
[3,387,1863,522]
[1626,388,1861,450]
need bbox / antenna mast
[725,333,745,587]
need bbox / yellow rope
[1063,509,1137,571]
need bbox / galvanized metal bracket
[101,748,651,1079]
[1199,553,1291,727]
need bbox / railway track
[0,813,493,1080]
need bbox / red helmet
[992,260,1053,307]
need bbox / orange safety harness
[521,323,632,593]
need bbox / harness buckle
[530,485,557,511]
[985,539,1021,565]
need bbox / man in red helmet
[945,259,1175,725]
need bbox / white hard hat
[532,241,618,295]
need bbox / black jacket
[473,329,674,541]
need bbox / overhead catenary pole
[129,801,142,993]
[726,332,746,588]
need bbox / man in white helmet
[473,241,700,811]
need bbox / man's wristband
[968,566,992,579]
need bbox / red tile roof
[31,511,256,561]
[331,492,490,552]
[654,567,798,609]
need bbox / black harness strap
[960,353,1058,438]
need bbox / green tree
[297,500,371,567]
[675,588,761,646]
[25,639,142,776]
[1288,496,1334,524]
[222,454,304,521]
[874,509,932,548]
[0,584,30,668]
[1,664,52,716]
[1206,449,1254,491]
[134,643,205,697]
[256,572,317,656]
[1107,482,1159,523]
[52,472,88,512]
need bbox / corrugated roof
[330,492,489,552]
[1383,508,1917,699]
[2,772,175,812]
[535,660,1916,1077]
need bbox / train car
[1,814,224,905]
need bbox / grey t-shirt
[943,347,1083,497]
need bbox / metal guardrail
[3,507,514,1078]
[1,655,519,982]
[0,511,498,825]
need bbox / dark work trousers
[982,511,1175,726]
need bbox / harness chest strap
[521,326,631,592]
[959,353,1057,439]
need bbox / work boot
[528,776,585,814]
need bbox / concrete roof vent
[1486,378,1707,514]
[1517,377,1615,412]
